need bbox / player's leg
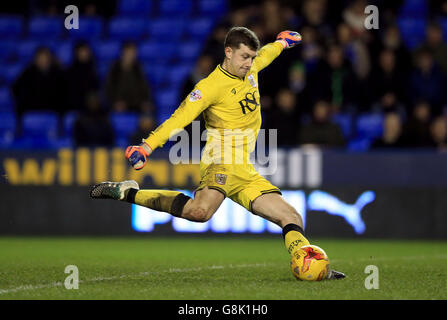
[250,192,345,279]
[175,187,225,222]
[90,180,224,223]
[250,192,310,255]
[127,186,224,222]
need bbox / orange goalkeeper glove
[125,141,152,170]
[276,30,302,49]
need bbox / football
[290,245,330,281]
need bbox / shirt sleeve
[251,41,284,73]
[144,82,214,150]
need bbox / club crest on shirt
[248,74,257,88]
[215,173,227,185]
[189,89,202,102]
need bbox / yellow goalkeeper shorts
[195,163,281,212]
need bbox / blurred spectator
[288,62,311,113]
[401,101,433,148]
[65,42,99,111]
[12,47,66,115]
[429,116,447,151]
[266,88,300,146]
[73,92,115,147]
[307,44,359,112]
[203,24,228,66]
[105,42,153,114]
[416,23,447,74]
[181,55,214,100]
[300,0,332,38]
[261,0,287,40]
[369,49,409,109]
[180,55,213,148]
[429,0,447,19]
[229,7,250,28]
[298,100,345,147]
[342,0,368,38]
[410,49,446,114]
[336,22,370,79]
[371,92,407,121]
[297,26,323,72]
[129,114,156,145]
[281,3,300,30]
[288,61,308,94]
[371,112,405,149]
[381,25,412,75]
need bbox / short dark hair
[224,26,260,51]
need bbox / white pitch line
[349,254,447,263]
[2,254,446,296]
[0,262,277,296]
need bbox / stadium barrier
[1,148,446,238]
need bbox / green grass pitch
[0,236,446,300]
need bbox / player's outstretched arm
[252,30,302,72]
[125,83,215,170]
[276,30,302,49]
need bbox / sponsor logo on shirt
[248,74,257,88]
[189,89,202,102]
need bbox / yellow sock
[283,225,310,256]
[126,189,191,217]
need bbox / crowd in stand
[212,0,447,151]
[8,0,447,151]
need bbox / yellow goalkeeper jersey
[144,41,284,165]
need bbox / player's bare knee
[188,206,212,223]
[281,207,303,227]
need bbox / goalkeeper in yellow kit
[91,27,344,280]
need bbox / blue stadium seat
[0,63,24,86]
[67,16,103,40]
[332,113,353,139]
[198,0,227,15]
[92,40,122,63]
[0,41,17,62]
[355,113,384,140]
[147,18,185,41]
[15,39,58,63]
[178,41,203,61]
[54,40,73,65]
[53,136,74,148]
[17,111,60,149]
[397,17,427,49]
[97,60,113,80]
[108,17,147,40]
[0,15,23,39]
[159,0,192,15]
[16,39,40,62]
[439,17,447,42]
[110,112,139,147]
[0,111,16,147]
[399,0,428,18]
[155,88,181,121]
[0,87,14,112]
[139,41,176,62]
[166,63,192,87]
[22,111,59,139]
[347,137,372,152]
[143,62,168,88]
[63,111,79,137]
[28,16,64,39]
[118,0,152,16]
[186,17,214,39]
